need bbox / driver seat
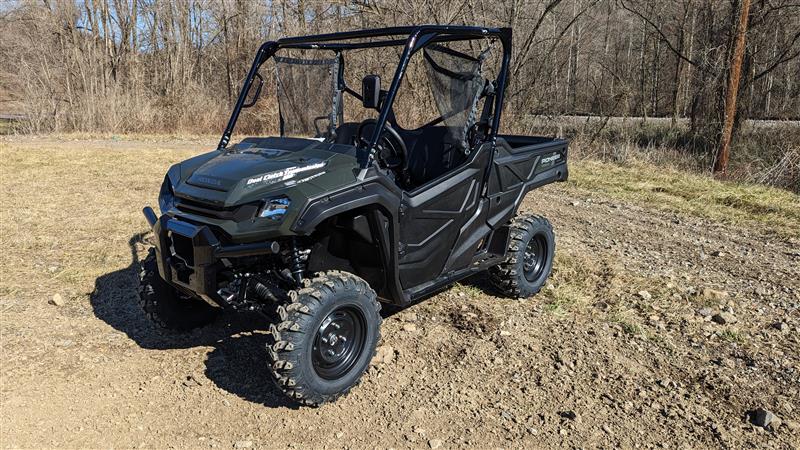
[399,126,463,188]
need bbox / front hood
[186,150,325,192]
[172,137,361,207]
[186,139,334,191]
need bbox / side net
[274,55,340,138]
[422,44,491,151]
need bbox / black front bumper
[151,211,224,307]
[143,206,280,308]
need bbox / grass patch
[543,284,584,314]
[542,253,600,314]
[0,119,15,135]
[0,138,201,300]
[619,321,641,335]
[526,118,800,193]
[452,282,482,299]
[719,329,746,344]
[607,312,642,336]
[569,159,800,237]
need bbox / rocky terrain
[1,136,798,448]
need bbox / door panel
[398,147,489,288]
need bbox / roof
[272,25,512,50]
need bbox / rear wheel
[266,271,381,406]
[138,248,220,331]
[489,214,555,299]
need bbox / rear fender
[486,136,568,228]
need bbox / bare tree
[714,0,751,175]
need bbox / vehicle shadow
[89,233,297,409]
[89,233,498,408]
[461,271,497,296]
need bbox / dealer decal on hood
[246,162,326,187]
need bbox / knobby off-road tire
[489,214,555,299]
[138,248,220,332]
[266,271,382,406]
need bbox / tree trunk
[765,27,779,116]
[639,19,647,121]
[714,0,752,175]
[682,6,696,118]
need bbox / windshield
[274,55,340,138]
[264,43,492,144]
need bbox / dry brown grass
[568,159,800,237]
[528,119,800,193]
[0,137,215,303]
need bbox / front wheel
[266,271,382,406]
[489,214,555,299]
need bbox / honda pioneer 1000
[140,26,568,406]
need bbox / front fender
[291,175,409,305]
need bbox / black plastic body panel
[146,208,280,308]
[397,143,489,288]
[292,170,407,304]
[290,136,568,306]
[486,136,568,228]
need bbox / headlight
[158,175,176,214]
[259,196,291,222]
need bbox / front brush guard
[143,206,279,308]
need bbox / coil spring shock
[287,237,306,286]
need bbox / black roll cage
[216,25,513,170]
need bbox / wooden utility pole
[714,0,752,175]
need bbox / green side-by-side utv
[140,25,568,406]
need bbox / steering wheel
[356,119,408,177]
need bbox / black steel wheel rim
[312,306,367,380]
[523,234,548,282]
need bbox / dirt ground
[1,136,798,449]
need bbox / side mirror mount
[242,73,264,108]
[362,75,381,109]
